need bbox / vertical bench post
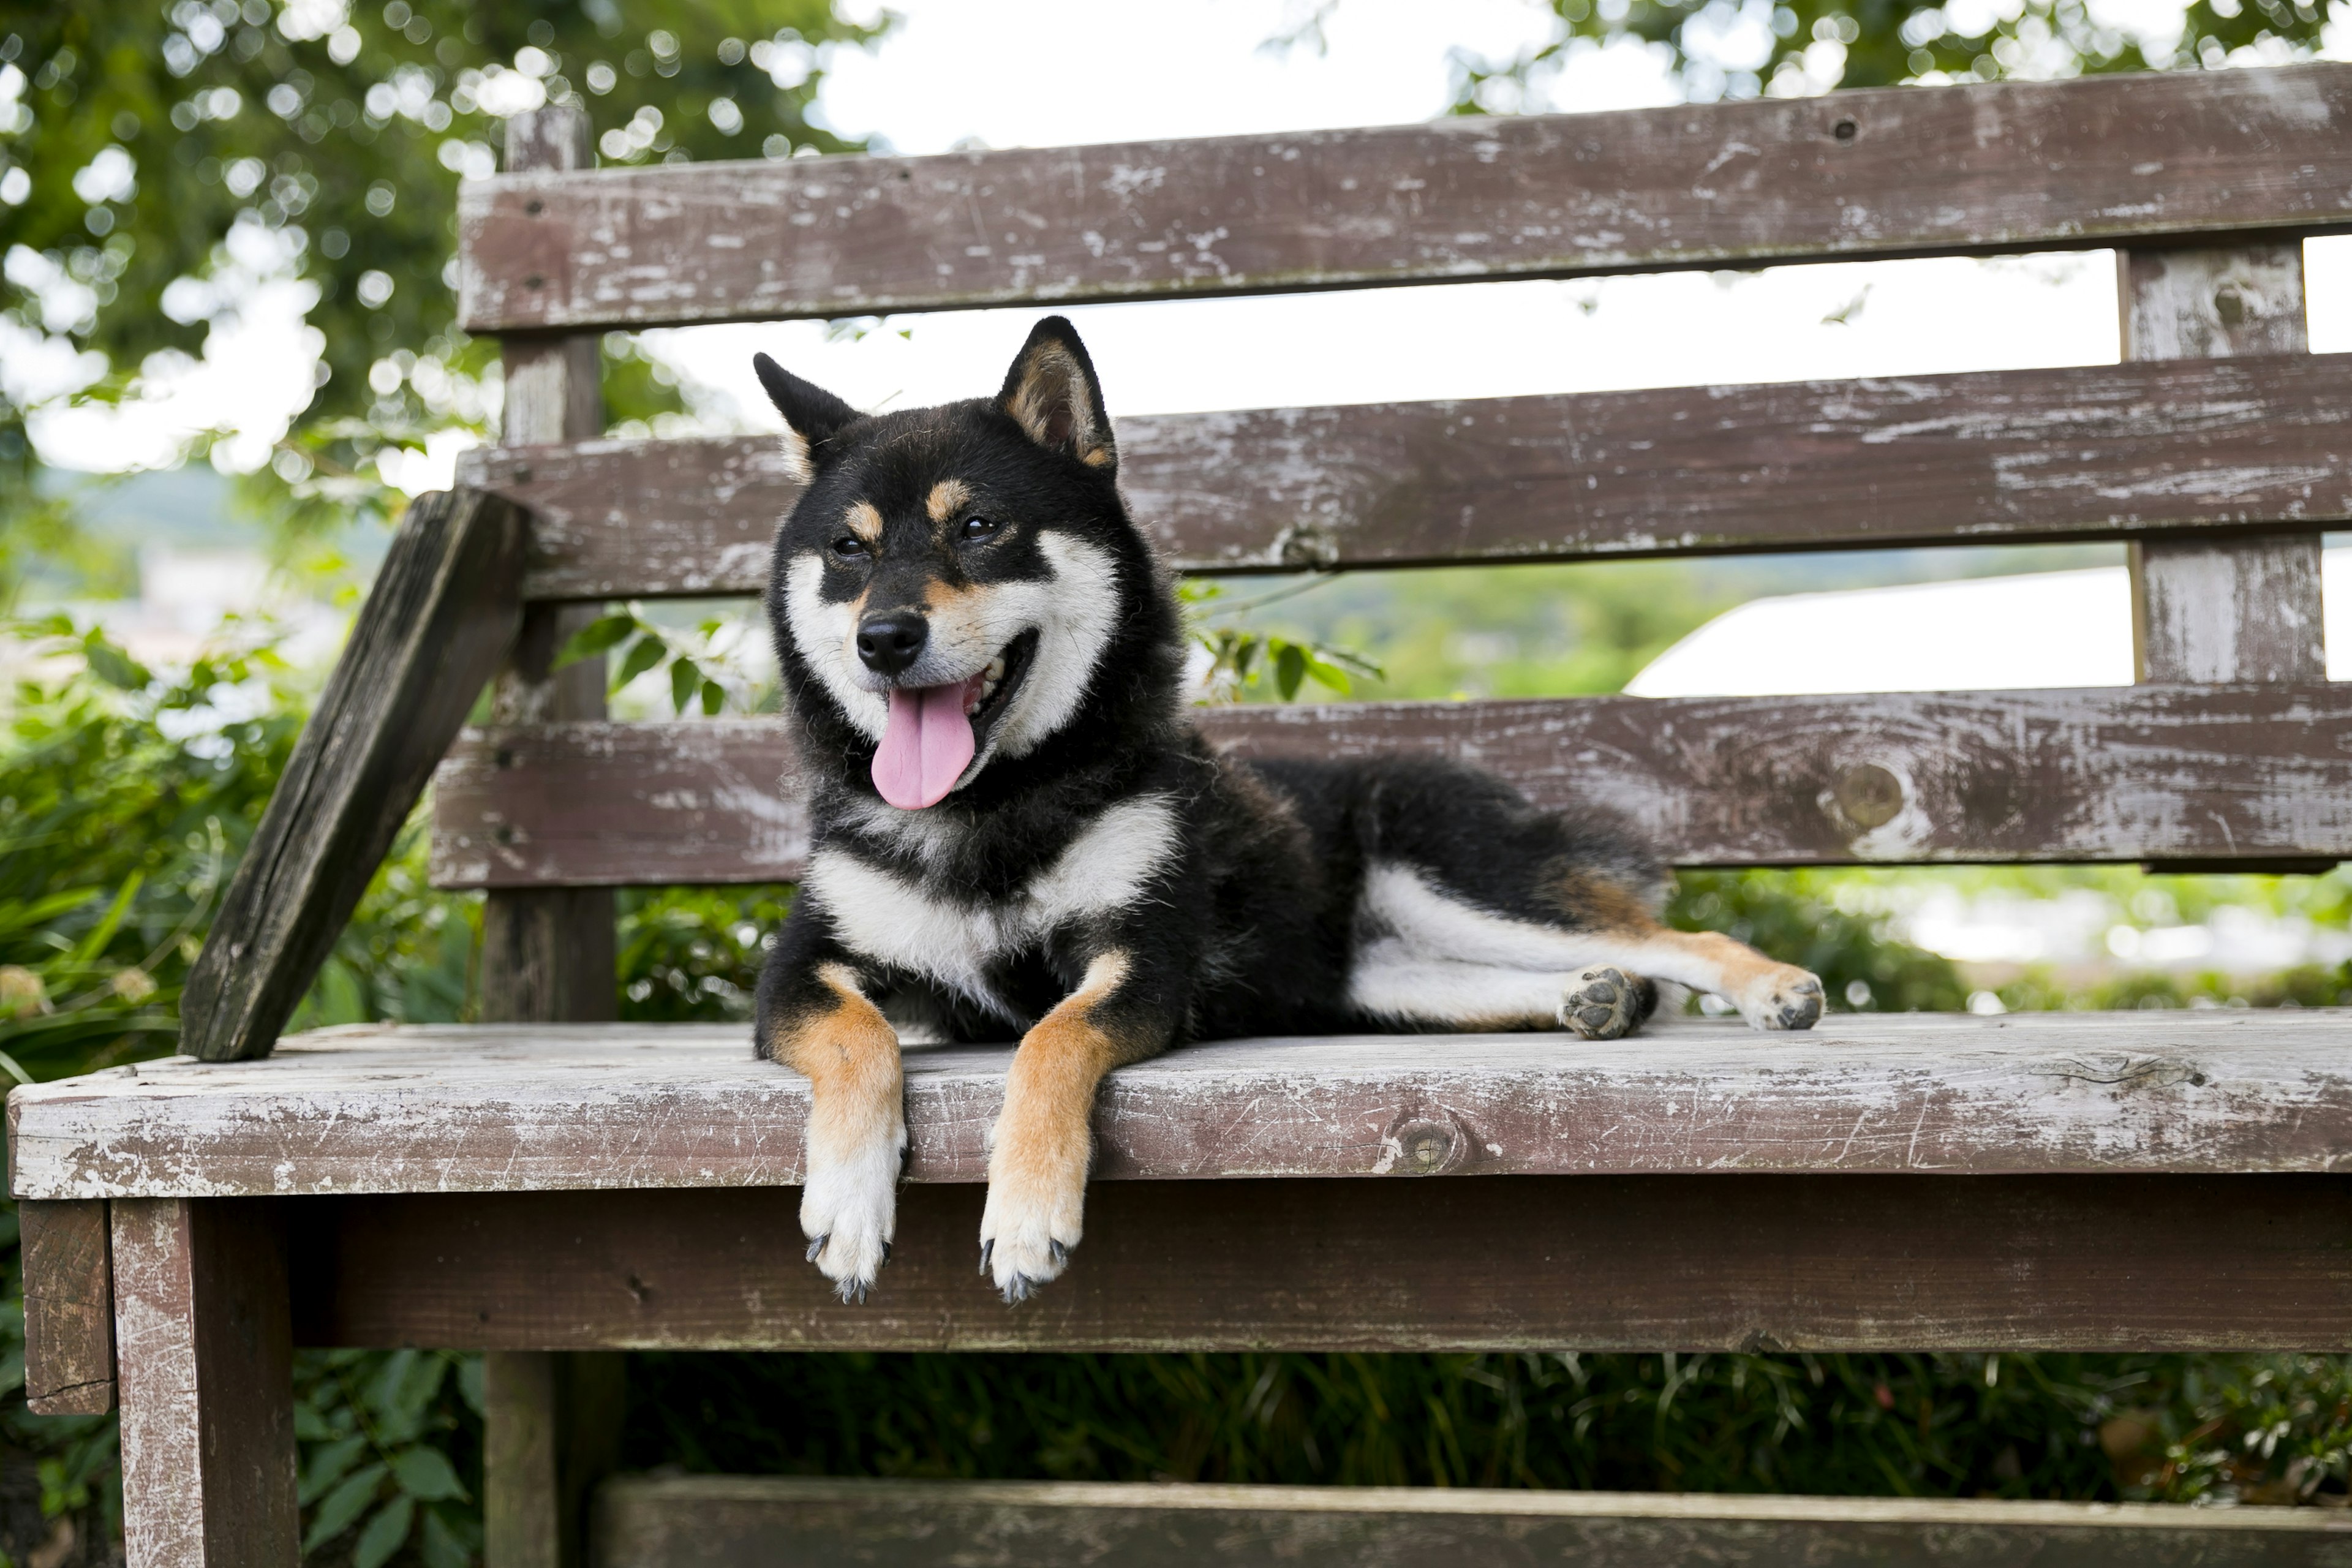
[480,102,627,1568]
[111,1198,298,1566]
[2122,245,2327,684]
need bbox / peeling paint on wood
[293,1174,2352,1351]
[590,1477,2352,1568]
[424,684,2352,888]
[458,65,2352,332]
[10,1012,2352,1201]
[111,1198,298,1566]
[461,354,2352,599]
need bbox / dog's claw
[805,1233,829,1264]
[1001,1273,1038,1306]
[978,1239,994,1276]
[880,1239,893,1264]
[1048,1239,1068,1266]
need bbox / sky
[27,0,2352,472]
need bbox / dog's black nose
[856,611,929,676]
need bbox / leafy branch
[554,605,745,717]
[1180,579,1381,703]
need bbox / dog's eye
[959,515,1001,542]
[830,536,869,560]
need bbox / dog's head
[759,317,1170,810]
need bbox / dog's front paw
[1559,966,1641,1040]
[1733,965,1824,1032]
[800,1113,906,1304]
[978,1142,1087,1305]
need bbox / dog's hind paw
[1558,966,1641,1040]
[1733,966,1825,1032]
[799,1116,905,1303]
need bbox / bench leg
[111,1197,299,1567]
[486,1351,627,1568]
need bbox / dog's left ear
[996,317,1115,472]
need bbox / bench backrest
[431,69,2351,902]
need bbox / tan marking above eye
[843,500,884,544]
[925,478,974,525]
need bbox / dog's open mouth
[870,629,1038,810]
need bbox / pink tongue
[872,682,978,810]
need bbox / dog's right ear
[753,353,859,463]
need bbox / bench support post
[111,1197,298,1567]
[482,100,627,1568]
[2122,244,2326,685]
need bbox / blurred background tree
[0,0,881,599]
[1424,0,2332,110]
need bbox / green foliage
[1181,580,1383,703]
[617,883,791,1022]
[0,0,887,592]
[556,605,741,717]
[623,1349,2352,1504]
[1441,0,2332,114]
[0,615,303,1078]
[1670,870,1969,1013]
[295,1349,482,1568]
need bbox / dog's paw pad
[1559,966,1639,1041]
[1737,968,1824,1032]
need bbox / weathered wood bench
[13,64,2352,1566]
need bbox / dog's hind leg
[1347,951,1658,1039]
[1338,758,1822,1033]
[757,934,906,1303]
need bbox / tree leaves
[552,602,760,715]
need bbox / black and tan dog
[752,318,1824,1305]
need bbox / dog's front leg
[758,944,904,1303]
[980,947,1174,1303]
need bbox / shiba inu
[753,318,1825,1305]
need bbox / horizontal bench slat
[298,1174,2352,1351]
[466,353,2352,599]
[458,64,2352,332]
[11,1012,2351,1199]
[593,1477,2352,1568]
[428,685,2352,888]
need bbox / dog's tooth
[986,657,1006,681]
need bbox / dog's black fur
[752,318,1821,1303]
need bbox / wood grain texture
[176,488,525,1061]
[461,353,2352,598]
[13,1012,2352,1200]
[288,1174,2352,1351]
[112,1197,298,1567]
[457,64,2352,332]
[484,1351,625,1568]
[20,1199,113,1415]
[428,684,2352,888]
[484,104,618,1035]
[2120,246,2328,686]
[592,1477,2352,1568]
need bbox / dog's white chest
[805,794,1180,1009]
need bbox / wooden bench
[13,64,2352,1565]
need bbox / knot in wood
[1834,763,1904,830]
[1386,1118,1462,1176]
[1271,524,1338,570]
[1832,118,1858,142]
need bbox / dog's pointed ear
[995,317,1115,471]
[753,353,860,464]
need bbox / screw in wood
[1833,119,1858,141]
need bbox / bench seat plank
[429,684,2352,888]
[465,354,2352,599]
[11,1012,2351,1200]
[457,64,2352,333]
[590,1477,2352,1568]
